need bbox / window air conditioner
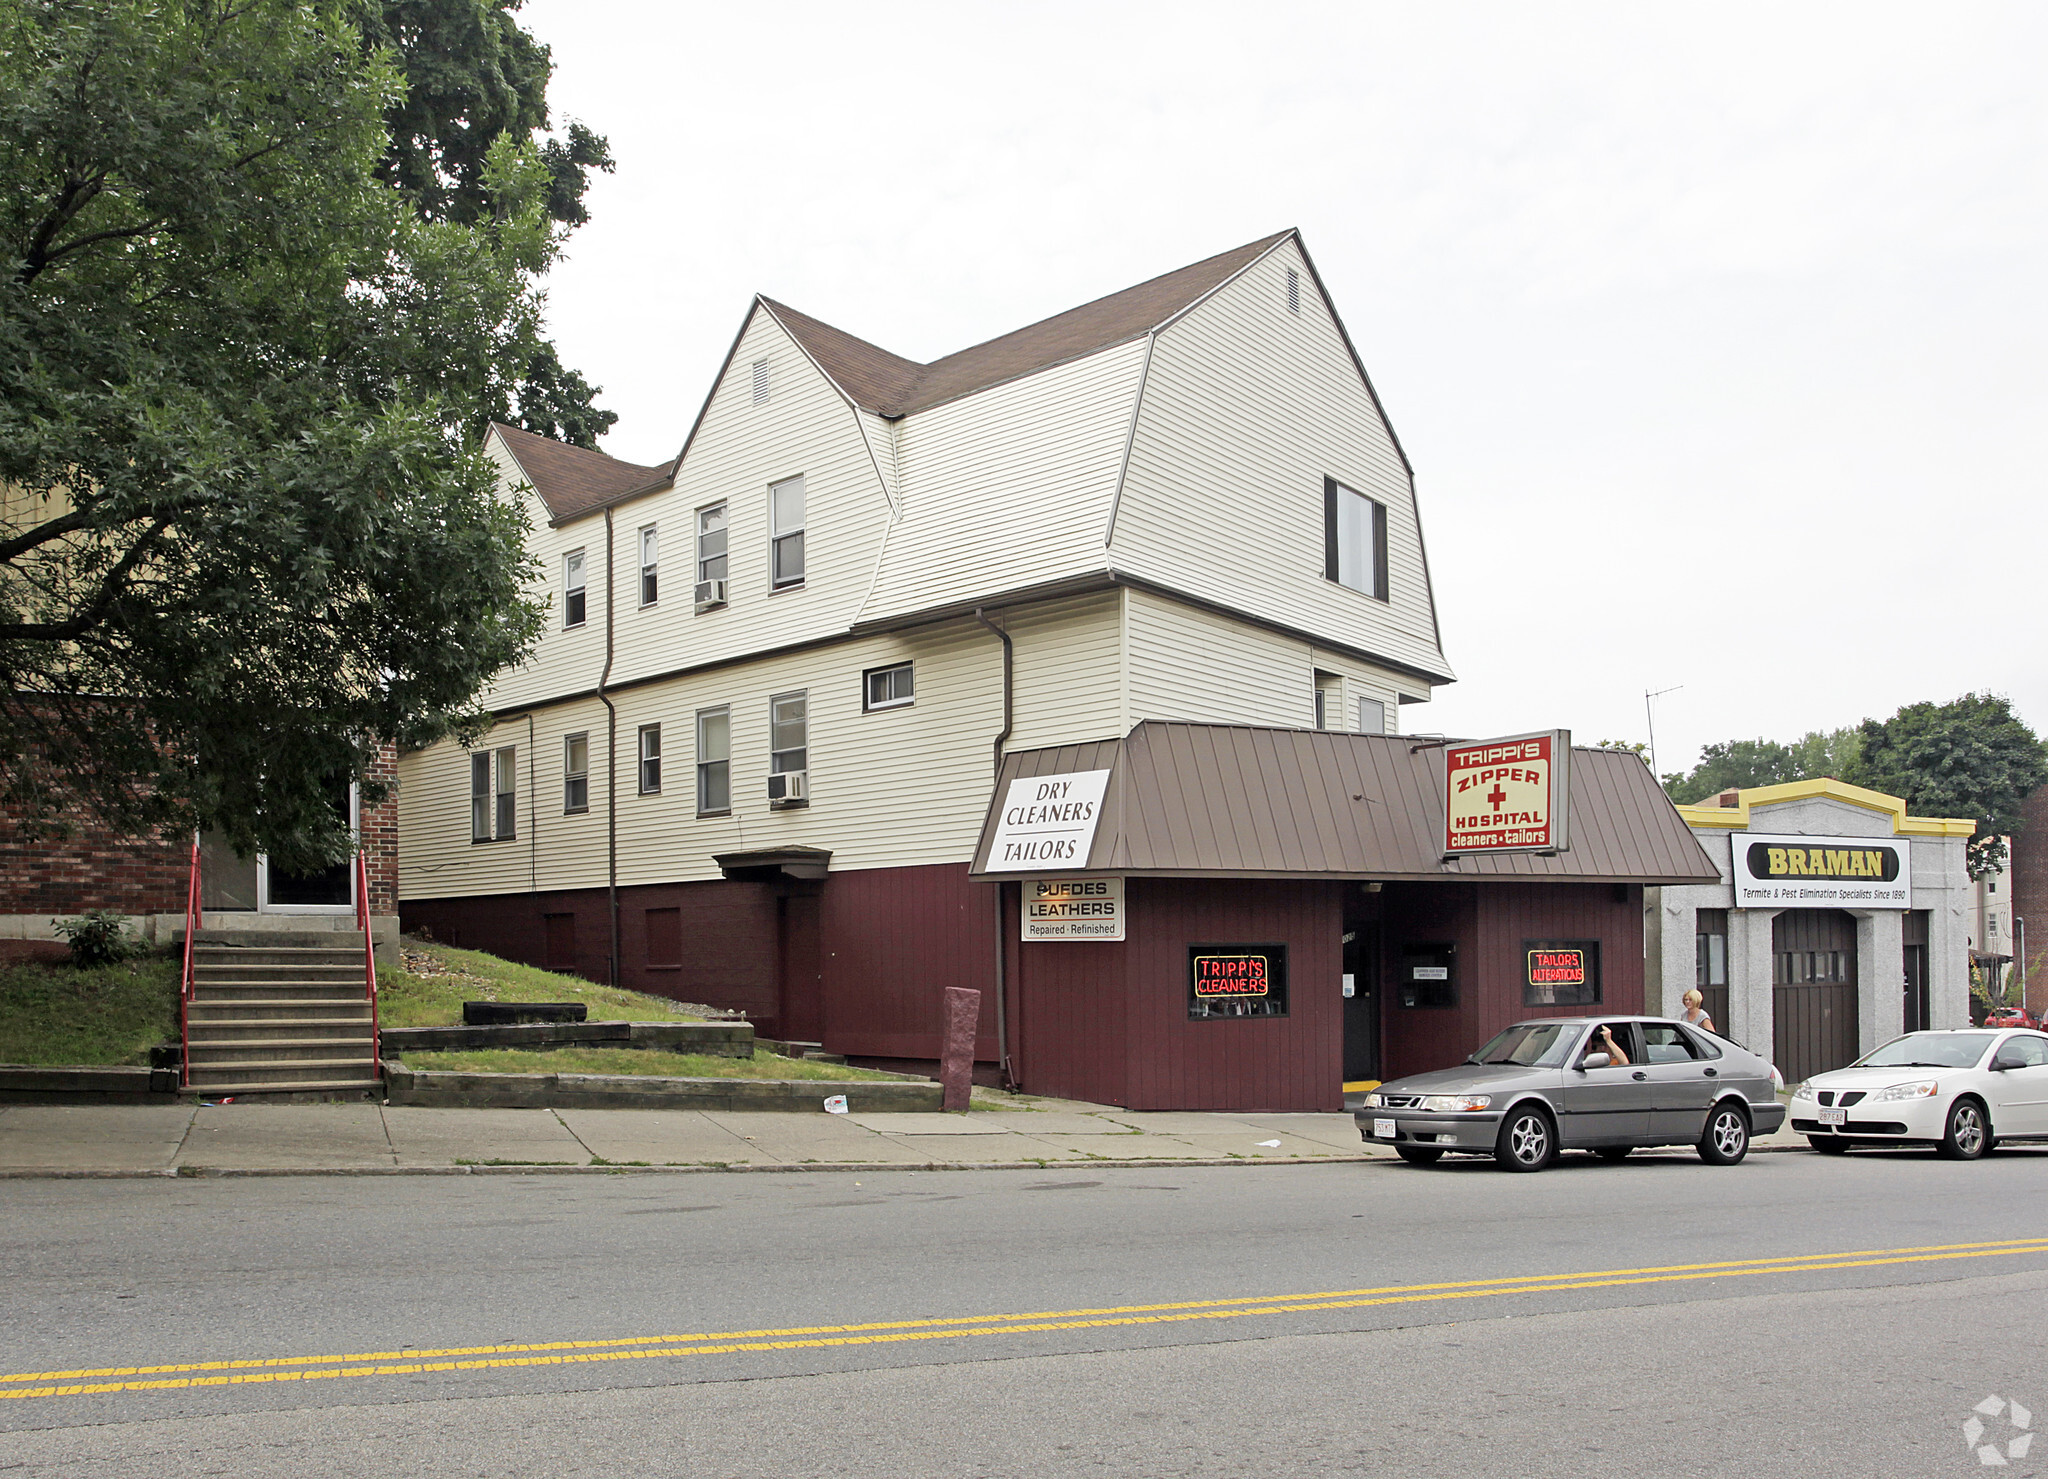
[767,770,808,808]
[693,579,728,611]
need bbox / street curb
[0,1144,1813,1179]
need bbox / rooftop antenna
[1645,685,1683,780]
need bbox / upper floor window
[1357,697,1386,735]
[771,691,808,774]
[563,732,589,814]
[770,476,805,589]
[471,747,516,842]
[1313,672,1340,731]
[639,525,659,607]
[751,358,770,404]
[864,662,914,711]
[1324,479,1388,601]
[697,503,727,587]
[638,723,662,795]
[696,707,730,815]
[563,549,586,628]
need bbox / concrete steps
[183,933,380,1097]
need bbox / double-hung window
[770,691,807,775]
[638,724,662,795]
[695,707,730,815]
[770,476,805,589]
[563,733,589,813]
[563,549,586,628]
[471,747,516,842]
[697,503,727,589]
[1324,479,1388,601]
[639,525,659,606]
[864,662,914,711]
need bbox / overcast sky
[521,0,2045,777]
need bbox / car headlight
[1360,1091,1384,1108]
[1872,1080,1938,1102]
[1791,1082,1816,1100]
[1419,1094,1492,1112]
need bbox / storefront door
[1342,925,1380,1083]
[1903,911,1930,1034]
[1772,909,1859,1082]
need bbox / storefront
[1647,780,1974,1083]
[970,722,1721,1110]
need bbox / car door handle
[1703,1067,1718,1077]
[1631,1071,1647,1081]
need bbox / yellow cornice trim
[1674,777,1976,838]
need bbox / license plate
[1373,1117,1396,1139]
[1818,1107,1847,1127]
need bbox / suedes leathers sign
[985,769,1112,871]
[1730,833,1911,909]
[1443,730,1572,856]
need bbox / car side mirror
[1580,1052,1611,1071]
[1990,1055,2021,1072]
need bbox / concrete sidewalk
[0,1098,1811,1176]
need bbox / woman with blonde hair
[1680,988,1716,1034]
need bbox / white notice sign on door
[986,770,1112,872]
[1021,878,1125,942]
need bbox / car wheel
[1808,1136,1851,1155]
[1939,1098,1990,1160]
[1395,1146,1444,1167]
[1494,1105,1555,1172]
[1697,1102,1750,1165]
[1594,1146,1631,1162]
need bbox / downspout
[526,714,537,895]
[599,508,619,986]
[975,607,1016,1089]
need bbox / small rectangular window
[1313,672,1340,731]
[1324,479,1388,601]
[564,549,586,628]
[696,707,730,815]
[864,662,914,711]
[474,746,516,842]
[1286,267,1300,315]
[751,358,770,404]
[1357,697,1386,735]
[563,732,589,814]
[770,690,807,774]
[696,502,727,586]
[770,476,805,589]
[639,525,658,607]
[638,723,661,795]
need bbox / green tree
[356,0,615,446]
[0,0,553,870]
[1661,728,1862,804]
[1848,694,2048,878]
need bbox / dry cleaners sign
[1443,730,1571,856]
[987,770,1112,871]
[1022,878,1125,941]
[1730,833,1912,909]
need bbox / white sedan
[1791,1029,2048,1158]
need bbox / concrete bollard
[940,986,980,1112]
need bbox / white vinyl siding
[1108,238,1450,682]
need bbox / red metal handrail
[356,850,382,1079]
[179,834,200,1089]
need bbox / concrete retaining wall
[382,1021,752,1056]
[380,1061,941,1112]
[0,1065,180,1103]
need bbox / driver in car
[1584,1024,1630,1067]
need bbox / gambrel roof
[488,421,673,522]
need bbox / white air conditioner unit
[693,579,727,612]
[767,770,808,808]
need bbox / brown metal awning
[714,846,832,881]
[969,721,1721,885]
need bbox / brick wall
[0,740,401,919]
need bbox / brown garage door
[1773,909,1859,1082]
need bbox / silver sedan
[1356,1016,1786,1171]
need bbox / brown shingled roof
[764,229,1294,418]
[971,722,1722,884]
[489,422,674,522]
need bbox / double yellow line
[7,1236,2046,1402]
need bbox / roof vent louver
[1286,268,1300,315]
[751,359,770,404]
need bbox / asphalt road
[4,1146,2047,1477]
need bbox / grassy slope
[400,1046,907,1080]
[378,942,708,1028]
[0,954,180,1066]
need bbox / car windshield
[1469,1023,1575,1068]
[1854,1033,1995,1069]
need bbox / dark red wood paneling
[817,863,1000,1061]
[1011,923,1129,1107]
[1378,880,1647,1081]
